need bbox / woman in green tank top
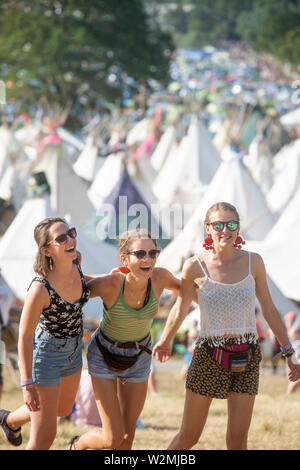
[69,229,180,450]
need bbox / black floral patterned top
[31,265,90,338]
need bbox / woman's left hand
[286,355,300,381]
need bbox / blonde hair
[118,228,158,256]
[33,217,68,277]
[204,202,240,225]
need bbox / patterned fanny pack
[208,342,254,372]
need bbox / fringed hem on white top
[196,331,258,348]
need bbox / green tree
[0,0,174,112]
[176,0,254,47]
[236,0,300,69]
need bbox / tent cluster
[0,45,299,321]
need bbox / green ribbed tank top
[100,276,159,342]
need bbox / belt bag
[209,342,254,372]
[95,334,151,372]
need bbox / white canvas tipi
[73,134,105,182]
[0,125,31,209]
[157,149,276,272]
[243,136,274,196]
[280,107,300,130]
[150,125,177,172]
[152,115,221,207]
[87,152,125,210]
[266,139,300,215]
[31,139,94,228]
[0,196,56,301]
[0,196,119,317]
[249,187,300,301]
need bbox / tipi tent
[150,125,177,172]
[0,196,119,317]
[90,165,170,248]
[152,115,221,206]
[31,137,94,228]
[126,140,157,188]
[126,118,150,147]
[183,115,222,188]
[0,125,31,209]
[266,139,300,215]
[243,136,273,196]
[247,188,300,302]
[73,134,105,182]
[88,151,161,217]
[280,107,300,130]
[0,196,56,301]
[87,152,125,210]
[157,149,276,272]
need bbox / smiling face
[120,237,158,279]
[206,209,239,249]
[42,221,77,263]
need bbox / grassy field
[1,360,300,451]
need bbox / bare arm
[87,272,121,300]
[18,282,49,410]
[153,260,198,362]
[254,253,300,381]
[254,254,289,345]
[153,267,181,294]
[84,273,108,283]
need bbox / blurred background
[0,0,300,368]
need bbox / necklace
[123,277,150,307]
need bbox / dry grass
[1,361,300,451]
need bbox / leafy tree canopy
[149,0,300,70]
[0,0,174,112]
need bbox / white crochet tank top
[196,252,258,347]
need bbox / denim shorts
[32,327,82,386]
[87,329,152,383]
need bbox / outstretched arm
[254,253,300,381]
[87,272,121,299]
[153,260,198,362]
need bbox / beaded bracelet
[280,343,293,354]
[21,379,34,387]
[272,347,295,366]
[22,383,35,391]
[282,348,295,358]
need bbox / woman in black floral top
[0,217,90,449]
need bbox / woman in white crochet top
[153,202,300,450]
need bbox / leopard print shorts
[186,341,262,399]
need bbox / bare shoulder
[182,255,203,279]
[26,279,50,309]
[248,251,266,280]
[28,279,49,297]
[152,267,173,281]
[89,271,123,289]
[152,267,180,292]
[250,251,264,268]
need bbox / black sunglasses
[208,220,239,232]
[49,227,77,245]
[126,249,160,259]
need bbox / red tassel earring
[234,235,246,249]
[203,234,214,250]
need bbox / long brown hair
[33,217,68,277]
